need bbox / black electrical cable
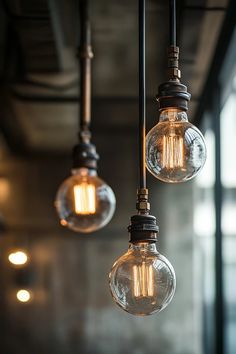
[80,0,91,48]
[169,0,176,46]
[79,0,92,139]
[139,0,146,190]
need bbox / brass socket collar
[79,45,94,59]
[167,46,181,81]
[136,188,150,213]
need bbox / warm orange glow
[133,262,154,298]
[74,183,96,215]
[162,134,184,169]
[0,178,10,202]
[8,251,28,266]
[16,289,31,303]
[60,219,67,226]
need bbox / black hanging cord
[73,0,98,170]
[169,0,176,46]
[139,0,146,190]
[79,0,93,142]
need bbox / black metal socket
[128,214,159,243]
[157,81,191,111]
[73,142,99,170]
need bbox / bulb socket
[73,142,99,170]
[128,214,159,243]
[157,81,191,111]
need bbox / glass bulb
[55,168,116,233]
[109,242,176,316]
[146,109,207,183]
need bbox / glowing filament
[74,183,96,215]
[162,135,184,169]
[133,262,154,298]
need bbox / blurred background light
[16,289,31,303]
[8,251,28,266]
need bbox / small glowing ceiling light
[16,289,31,303]
[8,251,28,266]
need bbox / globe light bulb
[109,241,176,316]
[146,108,206,183]
[55,167,116,233]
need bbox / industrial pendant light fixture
[109,0,176,316]
[55,0,116,233]
[146,0,206,183]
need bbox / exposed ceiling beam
[194,0,236,126]
[0,85,29,154]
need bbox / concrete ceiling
[0,0,229,154]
